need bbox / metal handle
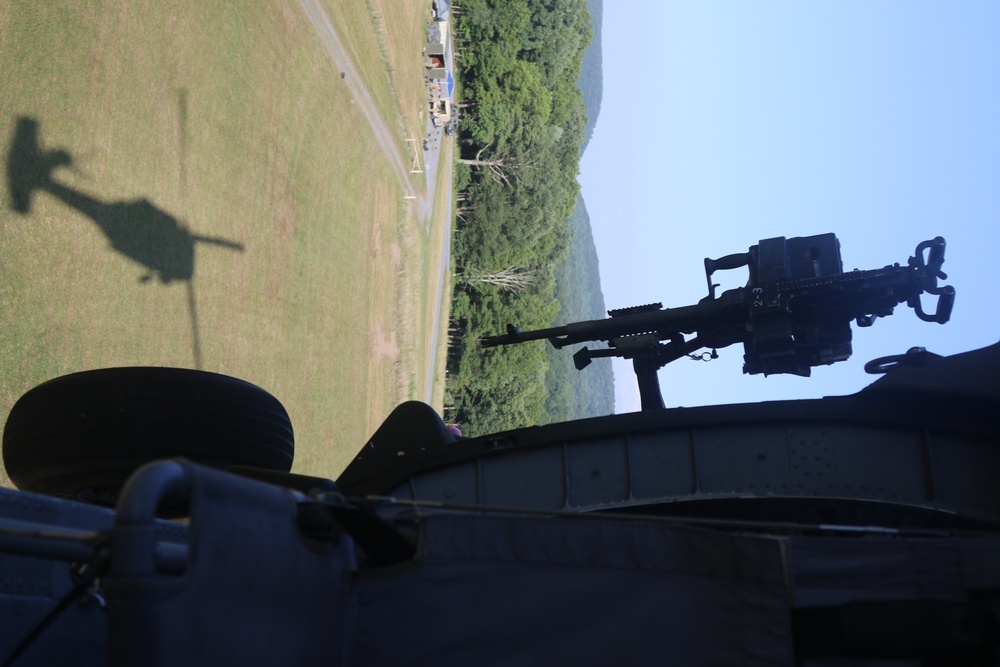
[925,235,947,277]
[112,460,193,577]
[935,285,956,323]
[913,285,956,324]
[864,347,941,374]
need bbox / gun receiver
[481,234,955,411]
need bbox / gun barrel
[482,303,709,350]
[480,323,571,348]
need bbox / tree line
[444,0,597,434]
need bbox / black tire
[3,367,294,505]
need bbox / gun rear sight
[480,234,955,411]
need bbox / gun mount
[482,234,955,411]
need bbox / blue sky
[577,2,1000,413]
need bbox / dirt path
[299,0,421,207]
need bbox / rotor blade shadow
[6,116,243,368]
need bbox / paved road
[299,0,453,403]
[299,0,420,206]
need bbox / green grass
[0,1,450,484]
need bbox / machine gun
[481,234,955,411]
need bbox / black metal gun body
[481,234,955,411]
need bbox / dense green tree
[445,0,604,434]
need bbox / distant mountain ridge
[579,0,603,153]
[544,0,614,422]
[545,193,615,421]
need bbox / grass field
[0,1,453,485]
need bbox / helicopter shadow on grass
[6,116,244,369]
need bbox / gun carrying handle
[706,252,752,273]
[704,251,752,298]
